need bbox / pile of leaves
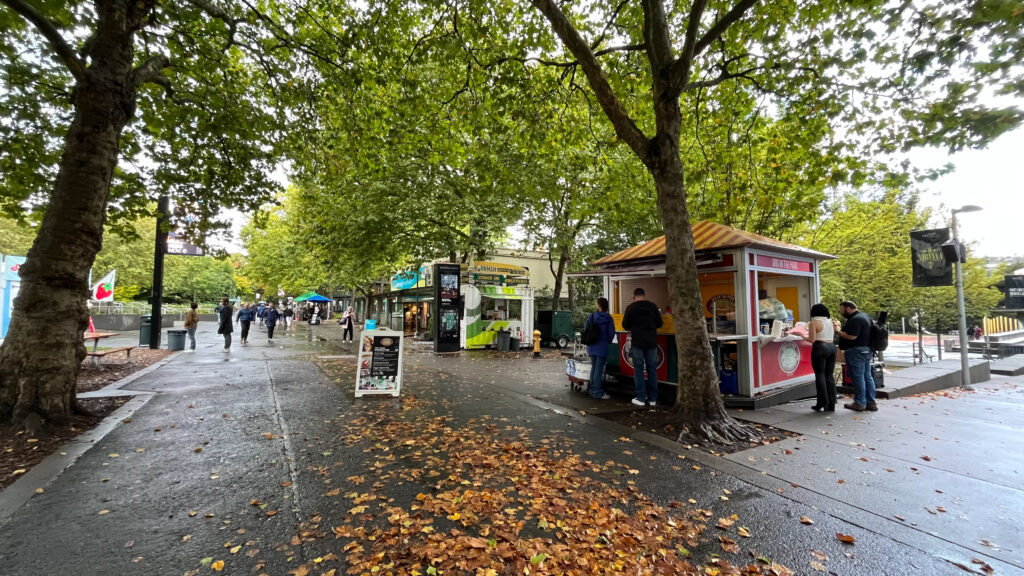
[303,381,794,576]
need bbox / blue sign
[390,270,419,291]
[5,255,25,282]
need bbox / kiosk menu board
[434,262,461,353]
[355,329,404,397]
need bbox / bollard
[533,329,542,358]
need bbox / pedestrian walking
[837,300,876,412]
[236,302,254,344]
[803,303,836,412]
[283,306,294,330]
[184,302,199,351]
[264,301,282,342]
[217,297,234,351]
[340,306,355,342]
[583,297,617,400]
[621,287,663,408]
[256,302,266,327]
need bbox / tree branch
[1,0,87,80]
[641,0,675,75]
[667,0,707,96]
[531,0,650,163]
[668,0,759,94]
[132,54,170,90]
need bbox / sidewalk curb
[0,351,180,524]
[77,351,180,398]
[0,394,154,526]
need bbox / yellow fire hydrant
[532,329,542,358]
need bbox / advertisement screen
[435,263,461,353]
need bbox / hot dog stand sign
[355,329,404,398]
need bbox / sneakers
[631,398,646,406]
[843,402,866,412]
[866,403,879,412]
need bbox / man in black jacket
[622,288,663,407]
[837,300,876,412]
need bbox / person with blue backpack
[582,297,617,400]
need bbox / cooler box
[719,370,738,394]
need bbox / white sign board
[355,329,404,398]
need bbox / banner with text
[911,228,953,287]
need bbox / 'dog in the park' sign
[355,329,404,398]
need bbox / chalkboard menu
[355,329,404,397]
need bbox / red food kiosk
[573,221,836,398]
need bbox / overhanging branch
[132,54,170,90]
[1,0,87,81]
[531,0,650,163]
[668,0,759,94]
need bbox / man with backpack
[837,301,877,412]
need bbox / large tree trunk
[649,99,755,445]
[549,243,570,311]
[0,1,143,427]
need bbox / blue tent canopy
[295,292,332,302]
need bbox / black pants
[267,323,276,339]
[240,321,250,341]
[343,324,353,341]
[811,341,837,408]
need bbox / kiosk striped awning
[591,220,832,265]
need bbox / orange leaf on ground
[836,533,856,544]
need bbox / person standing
[837,300,876,412]
[217,297,234,351]
[340,306,355,342]
[236,302,253,345]
[184,302,199,351]
[803,303,837,412]
[584,297,617,400]
[622,288,663,407]
[264,301,282,342]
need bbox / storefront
[375,262,535,348]
[575,221,834,397]
[461,284,535,349]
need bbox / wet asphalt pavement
[0,321,1021,575]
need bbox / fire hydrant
[532,329,542,358]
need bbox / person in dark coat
[217,297,234,351]
[622,287,663,407]
[584,297,617,399]
[264,302,282,342]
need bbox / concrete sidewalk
[1,326,1020,575]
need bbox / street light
[952,204,982,390]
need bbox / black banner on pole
[1005,275,1024,309]
[434,263,461,353]
[911,228,953,287]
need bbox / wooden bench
[86,346,135,367]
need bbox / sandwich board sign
[355,329,404,398]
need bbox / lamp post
[952,204,982,390]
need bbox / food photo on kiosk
[567,220,837,408]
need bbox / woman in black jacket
[217,297,234,351]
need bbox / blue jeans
[589,355,607,397]
[630,346,659,404]
[846,346,876,406]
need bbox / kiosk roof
[591,220,834,266]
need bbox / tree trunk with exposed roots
[0,0,147,429]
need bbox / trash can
[167,329,187,351]
[509,336,520,350]
[139,315,152,347]
[496,329,511,352]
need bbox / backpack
[869,318,889,352]
[580,313,602,346]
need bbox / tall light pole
[952,204,982,390]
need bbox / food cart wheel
[556,334,570,349]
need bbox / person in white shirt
[803,303,836,412]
